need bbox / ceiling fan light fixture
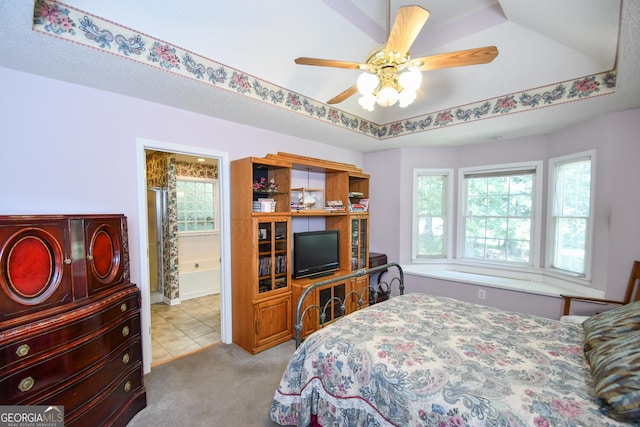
[358,94,376,111]
[398,89,417,108]
[398,69,422,91]
[357,72,379,95]
[376,86,399,107]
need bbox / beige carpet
[127,340,296,426]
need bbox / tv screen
[293,230,340,279]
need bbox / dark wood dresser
[0,214,146,426]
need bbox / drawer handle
[121,326,130,337]
[122,353,130,364]
[124,381,131,392]
[120,303,127,312]
[19,376,35,392]
[16,344,30,358]
[64,258,72,265]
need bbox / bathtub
[179,258,220,300]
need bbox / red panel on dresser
[91,230,114,279]
[0,224,68,318]
[7,236,54,298]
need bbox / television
[293,230,340,279]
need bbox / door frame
[136,138,232,373]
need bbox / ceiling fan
[294,5,498,111]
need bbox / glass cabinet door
[318,282,346,323]
[351,216,368,270]
[257,220,288,294]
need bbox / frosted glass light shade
[399,70,422,91]
[358,94,376,111]
[376,86,399,107]
[398,89,417,108]
[357,72,379,95]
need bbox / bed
[270,264,640,426]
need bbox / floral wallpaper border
[33,0,617,142]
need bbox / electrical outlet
[478,289,486,300]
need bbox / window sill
[401,263,604,299]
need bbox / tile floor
[150,293,221,366]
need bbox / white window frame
[546,150,595,278]
[457,161,543,267]
[412,168,454,261]
[176,177,220,233]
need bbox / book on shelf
[349,198,369,212]
[325,200,346,212]
[254,198,276,212]
[258,257,272,276]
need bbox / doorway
[147,151,222,365]
[136,139,232,373]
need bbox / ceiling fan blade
[412,46,499,71]
[327,85,358,104]
[295,57,366,70]
[384,6,430,61]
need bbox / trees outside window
[412,154,593,283]
[462,169,536,264]
[548,151,594,276]
[412,169,452,259]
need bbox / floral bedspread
[270,293,631,426]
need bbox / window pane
[415,172,448,258]
[487,176,509,195]
[464,170,534,264]
[176,178,217,232]
[507,239,529,263]
[467,196,486,216]
[555,160,591,217]
[554,217,587,272]
[466,217,486,238]
[417,175,444,216]
[551,158,591,274]
[509,195,531,217]
[486,195,508,216]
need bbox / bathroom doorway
[136,139,232,373]
[145,150,222,365]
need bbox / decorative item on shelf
[300,194,317,209]
[325,200,346,212]
[291,188,324,211]
[253,177,279,192]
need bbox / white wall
[366,109,640,314]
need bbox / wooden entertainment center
[230,152,370,354]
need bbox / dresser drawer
[27,339,142,413]
[2,313,141,403]
[66,363,146,427]
[0,287,139,370]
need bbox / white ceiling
[1,0,639,152]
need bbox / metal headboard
[294,263,404,347]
